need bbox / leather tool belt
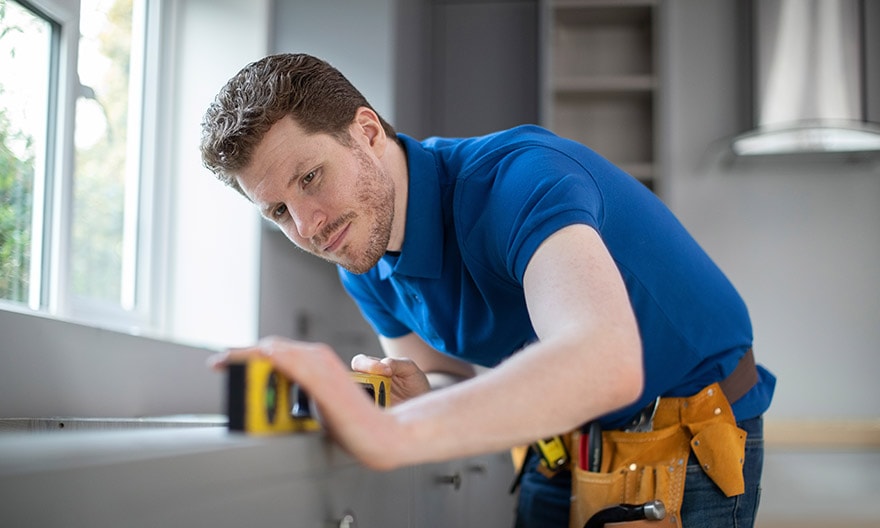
[568,348,759,528]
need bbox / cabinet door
[0,448,330,528]
[431,0,540,137]
[459,452,518,528]
[322,462,416,528]
[411,460,467,526]
[411,454,517,528]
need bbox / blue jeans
[514,416,764,528]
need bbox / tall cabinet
[395,0,540,140]
[541,0,660,191]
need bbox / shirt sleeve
[456,146,606,284]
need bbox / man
[200,53,775,527]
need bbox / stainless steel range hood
[731,0,880,156]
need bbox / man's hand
[207,336,403,470]
[207,336,342,384]
[351,354,431,405]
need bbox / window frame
[4,0,168,335]
[10,0,80,316]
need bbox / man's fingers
[205,345,263,370]
[351,354,394,376]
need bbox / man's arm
[210,223,643,471]
[358,223,643,468]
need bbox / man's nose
[290,204,325,241]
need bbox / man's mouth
[322,223,350,254]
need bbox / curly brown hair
[200,53,398,197]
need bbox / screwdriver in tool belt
[587,421,602,472]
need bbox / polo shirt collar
[376,134,444,280]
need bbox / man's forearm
[425,371,473,390]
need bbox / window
[72,0,145,313]
[0,0,159,332]
[1,0,263,348]
[0,0,52,307]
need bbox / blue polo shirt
[339,125,775,427]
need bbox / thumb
[351,354,393,376]
[380,356,427,378]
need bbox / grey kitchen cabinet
[395,0,540,139]
[460,453,520,526]
[430,0,540,138]
[0,426,517,527]
[411,453,518,527]
[412,460,468,527]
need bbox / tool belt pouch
[569,383,747,528]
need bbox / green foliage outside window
[71,0,133,302]
[0,0,34,304]
[0,0,135,306]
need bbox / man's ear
[353,107,386,155]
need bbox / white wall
[164,0,267,349]
[272,0,396,126]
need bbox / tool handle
[587,421,602,472]
[583,500,666,528]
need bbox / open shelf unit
[541,0,659,189]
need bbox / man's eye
[272,204,288,219]
[302,170,316,186]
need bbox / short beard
[335,147,395,275]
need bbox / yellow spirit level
[350,371,391,408]
[226,358,391,435]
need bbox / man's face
[236,116,394,274]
